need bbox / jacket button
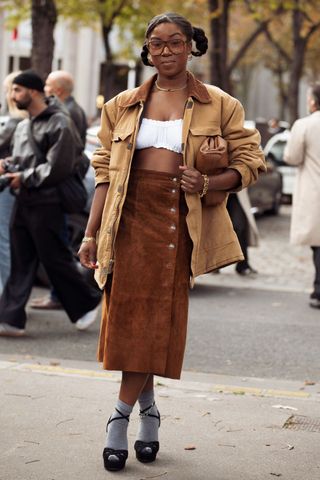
[170,207,176,213]
[168,243,175,249]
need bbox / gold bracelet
[199,174,209,198]
[81,236,96,244]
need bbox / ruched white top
[135,118,183,154]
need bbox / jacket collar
[119,71,212,107]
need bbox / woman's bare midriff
[132,148,182,175]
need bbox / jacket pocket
[111,127,134,143]
[189,126,223,160]
[189,125,222,137]
[110,127,135,170]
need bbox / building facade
[0,11,135,120]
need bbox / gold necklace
[154,80,187,92]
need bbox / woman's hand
[77,183,109,270]
[78,239,98,270]
[179,165,204,194]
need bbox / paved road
[0,205,319,382]
[187,284,320,381]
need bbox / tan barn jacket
[92,72,266,288]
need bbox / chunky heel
[134,440,159,463]
[103,447,128,471]
[103,407,130,471]
[135,402,161,463]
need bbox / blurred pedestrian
[0,71,27,295]
[78,12,265,472]
[227,189,259,276]
[284,83,320,309]
[0,70,101,337]
[44,70,87,146]
[30,70,89,310]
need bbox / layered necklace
[154,79,187,92]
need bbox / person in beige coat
[284,83,320,309]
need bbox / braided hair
[141,12,208,67]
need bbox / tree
[287,2,320,122]
[0,0,57,79]
[245,0,320,123]
[207,0,275,94]
[31,0,57,79]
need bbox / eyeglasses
[147,39,187,56]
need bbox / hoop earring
[147,54,154,66]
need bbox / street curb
[195,273,312,294]
[1,360,317,401]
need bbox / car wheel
[269,192,282,215]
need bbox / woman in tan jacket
[78,12,265,472]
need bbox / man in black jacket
[0,70,101,337]
[30,70,90,310]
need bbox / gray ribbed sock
[105,399,133,450]
[136,390,160,443]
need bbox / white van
[263,130,296,200]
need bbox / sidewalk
[1,355,320,480]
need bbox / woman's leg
[135,373,161,463]
[119,371,151,405]
[104,372,152,471]
[107,372,150,446]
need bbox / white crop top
[135,118,183,154]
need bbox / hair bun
[192,27,208,57]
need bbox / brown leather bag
[196,135,229,206]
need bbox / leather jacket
[0,117,22,158]
[11,98,80,206]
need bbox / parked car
[242,120,283,215]
[248,157,283,215]
[263,129,296,202]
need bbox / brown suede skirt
[97,169,193,379]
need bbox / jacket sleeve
[21,115,76,188]
[221,95,266,190]
[91,98,117,186]
[283,119,305,166]
[0,118,20,156]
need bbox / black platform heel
[134,402,161,463]
[103,408,129,472]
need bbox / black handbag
[27,123,88,214]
